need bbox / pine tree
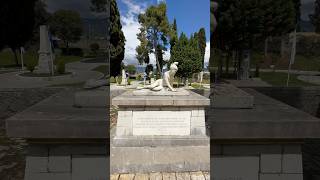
[198,28,206,69]
[170,33,202,81]
[137,2,170,75]
[169,18,178,53]
[110,0,126,77]
[136,26,150,65]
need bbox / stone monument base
[74,87,109,108]
[111,89,210,173]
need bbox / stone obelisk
[36,25,52,74]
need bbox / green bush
[128,79,132,85]
[117,76,122,84]
[26,58,37,73]
[125,65,136,75]
[137,74,143,81]
[110,76,116,83]
[57,60,66,74]
[90,43,100,54]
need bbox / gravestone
[36,25,52,74]
[111,88,210,173]
[121,69,126,85]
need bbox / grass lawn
[212,51,320,71]
[0,49,82,68]
[54,55,82,65]
[259,72,318,87]
[0,50,37,67]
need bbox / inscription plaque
[132,111,191,135]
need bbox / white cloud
[120,0,171,66]
[157,0,166,4]
[120,0,209,68]
[120,0,146,65]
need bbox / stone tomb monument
[111,63,210,173]
[36,25,53,74]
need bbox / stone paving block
[203,172,210,180]
[190,171,205,180]
[25,156,48,173]
[283,154,303,173]
[162,173,176,180]
[191,109,200,117]
[48,155,71,173]
[134,173,149,180]
[72,156,108,180]
[25,172,71,180]
[119,174,135,180]
[211,145,222,155]
[160,107,180,111]
[116,126,133,136]
[282,174,303,180]
[191,127,206,135]
[259,173,303,180]
[260,154,282,173]
[283,145,301,154]
[222,145,281,155]
[49,145,107,155]
[191,117,205,127]
[212,156,259,180]
[117,117,132,127]
[111,174,119,180]
[118,110,132,118]
[176,172,191,180]
[150,173,162,180]
[27,145,48,156]
[259,174,281,180]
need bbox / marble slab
[132,88,190,96]
[132,111,191,136]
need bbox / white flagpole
[287,28,297,87]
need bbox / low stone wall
[25,144,108,180]
[212,144,303,180]
[253,87,320,118]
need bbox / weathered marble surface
[133,88,190,96]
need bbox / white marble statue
[137,62,178,92]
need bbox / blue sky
[117,0,210,65]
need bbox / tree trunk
[11,48,19,66]
[264,37,269,57]
[153,34,162,78]
[280,35,286,58]
[238,49,251,80]
[217,51,223,80]
[233,50,237,77]
[225,52,230,74]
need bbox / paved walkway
[227,78,272,87]
[297,75,320,85]
[212,67,320,75]
[0,59,104,88]
[111,172,210,180]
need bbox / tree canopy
[137,2,170,74]
[0,0,38,64]
[50,10,83,48]
[170,33,202,79]
[197,28,206,69]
